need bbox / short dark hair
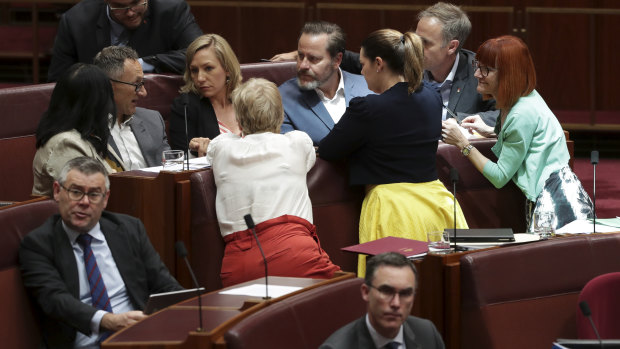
[57,157,110,190]
[93,46,139,79]
[299,21,346,59]
[35,63,116,155]
[365,252,418,289]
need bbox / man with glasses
[19,156,183,348]
[320,252,444,349]
[94,46,170,170]
[48,0,202,82]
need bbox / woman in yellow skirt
[319,29,468,276]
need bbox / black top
[319,81,442,185]
[169,92,220,152]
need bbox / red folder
[341,236,429,258]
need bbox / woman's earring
[226,76,231,84]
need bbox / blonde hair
[361,29,424,94]
[232,78,283,135]
[180,34,242,98]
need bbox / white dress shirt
[64,222,133,348]
[109,116,148,170]
[315,68,347,124]
[366,313,406,349]
[206,131,316,236]
[425,53,459,120]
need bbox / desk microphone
[244,214,271,300]
[182,94,190,171]
[591,150,599,234]
[175,241,204,332]
[450,168,466,252]
[579,301,603,348]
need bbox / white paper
[555,219,620,235]
[219,284,302,298]
[140,156,211,173]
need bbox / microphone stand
[183,97,190,171]
[244,214,270,300]
[591,151,598,234]
[450,168,466,252]
[175,241,203,332]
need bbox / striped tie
[76,234,113,312]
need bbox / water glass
[162,150,185,172]
[533,211,556,239]
[427,230,451,254]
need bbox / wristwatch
[461,144,474,156]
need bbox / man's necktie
[384,341,400,349]
[76,234,113,312]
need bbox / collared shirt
[63,222,133,349]
[365,313,406,349]
[109,115,148,170]
[425,54,460,120]
[106,6,154,72]
[315,68,347,124]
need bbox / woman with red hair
[442,35,593,231]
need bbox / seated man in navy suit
[279,21,372,145]
[19,157,182,348]
[94,46,170,170]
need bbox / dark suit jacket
[340,50,499,126]
[279,70,373,145]
[169,92,220,153]
[108,107,171,168]
[19,211,182,349]
[319,315,445,349]
[319,82,441,186]
[48,0,203,81]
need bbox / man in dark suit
[320,252,444,349]
[279,21,372,145]
[94,46,170,170]
[48,0,203,81]
[19,157,182,348]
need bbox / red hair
[475,35,536,109]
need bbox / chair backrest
[459,233,620,349]
[577,272,620,339]
[224,277,367,349]
[0,198,58,349]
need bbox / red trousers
[221,215,341,287]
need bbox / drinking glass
[162,150,185,172]
[427,230,451,254]
[533,211,556,239]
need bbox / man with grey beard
[278,21,372,145]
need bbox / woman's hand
[442,119,469,149]
[460,115,496,138]
[189,137,211,157]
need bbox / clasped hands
[189,137,211,157]
[442,115,494,148]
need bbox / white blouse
[206,131,316,236]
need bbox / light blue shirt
[64,222,134,348]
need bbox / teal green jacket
[482,90,569,201]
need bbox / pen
[443,104,460,124]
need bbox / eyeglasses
[60,184,107,204]
[472,60,497,77]
[108,0,147,13]
[110,78,145,93]
[368,284,414,301]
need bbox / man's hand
[100,311,147,332]
[189,137,211,157]
[269,50,297,62]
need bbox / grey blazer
[108,107,171,168]
[320,315,445,349]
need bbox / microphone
[175,241,204,332]
[450,168,465,252]
[182,94,190,171]
[591,151,598,234]
[244,214,270,299]
[579,301,603,348]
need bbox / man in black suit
[48,0,203,81]
[19,157,182,348]
[320,252,445,349]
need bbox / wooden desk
[103,273,355,348]
[107,169,206,287]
